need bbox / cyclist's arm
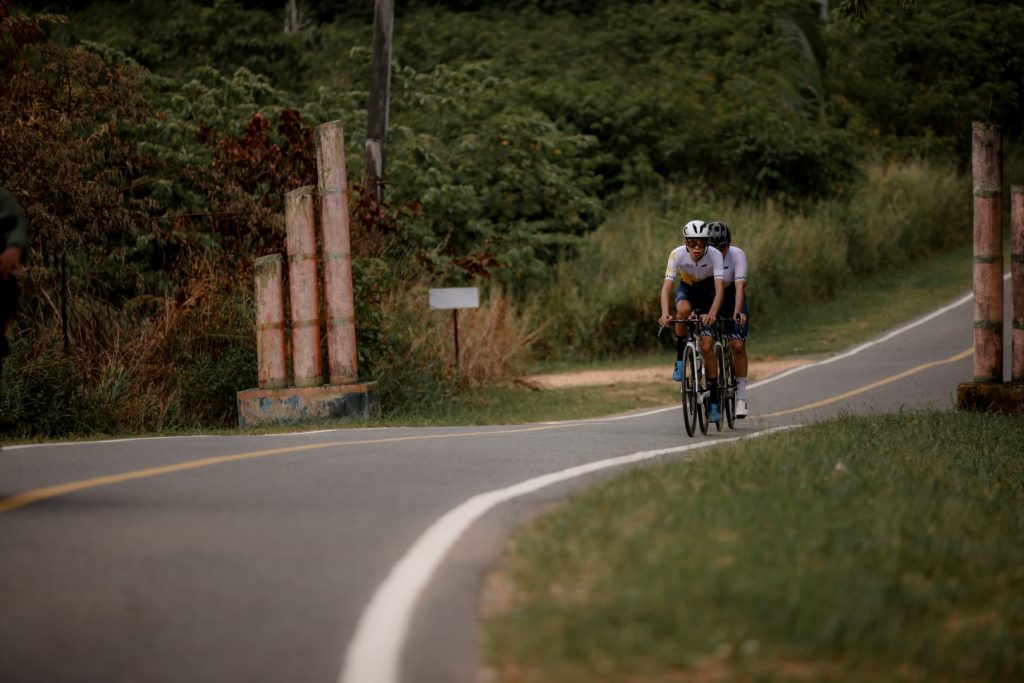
[734,280,746,318]
[660,278,675,325]
[706,278,725,322]
[660,251,682,325]
[730,246,747,322]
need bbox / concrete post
[285,185,323,388]
[254,254,288,389]
[972,122,1003,383]
[1012,186,1024,383]
[316,121,359,385]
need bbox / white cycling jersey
[721,245,748,286]
[664,245,724,286]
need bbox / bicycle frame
[662,317,710,436]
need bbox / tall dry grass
[362,282,542,415]
[528,160,969,360]
[0,159,974,438]
[1,265,254,438]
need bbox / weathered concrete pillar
[316,121,359,385]
[972,122,1003,383]
[1012,186,1024,383]
[286,185,323,388]
[254,254,288,389]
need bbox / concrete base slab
[237,382,380,428]
[957,382,1024,414]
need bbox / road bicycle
[713,317,739,430]
[660,317,716,437]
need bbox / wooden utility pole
[365,0,394,204]
[957,121,1024,414]
[283,0,301,33]
[971,122,1003,384]
[1012,186,1024,382]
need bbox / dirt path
[518,358,813,389]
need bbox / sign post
[429,287,480,384]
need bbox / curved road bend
[0,281,1004,683]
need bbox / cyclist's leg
[688,283,716,378]
[700,331,721,421]
[673,286,694,336]
[672,287,695,380]
[716,284,738,383]
[700,333,717,379]
[730,299,750,416]
[730,339,747,379]
[688,284,721,419]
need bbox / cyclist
[707,220,749,418]
[1,185,29,372]
[659,219,725,422]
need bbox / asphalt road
[0,283,1009,683]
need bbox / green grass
[0,239,982,443]
[751,243,973,358]
[484,412,1024,683]
[532,161,970,362]
[0,382,673,444]
[526,242,976,374]
[382,382,671,425]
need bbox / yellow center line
[0,424,572,514]
[755,347,972,419]
[1,348,975,513]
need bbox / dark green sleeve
[0,186,29,252]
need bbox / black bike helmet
[707,221,731,249]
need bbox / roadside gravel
[518,358,813,389]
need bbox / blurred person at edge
[0,185,29,367]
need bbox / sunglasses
[685,239,708,248]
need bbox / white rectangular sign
[429,287,480,310]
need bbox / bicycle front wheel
[681,344,698,437]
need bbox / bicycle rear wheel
[722,347,736,429]
[712,341,727,431]
[681,345,698,437]
[697,352,709,435]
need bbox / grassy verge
[751,243,973,358]
[531,161,970,363]
[0,240,979,443]
[532,242,975,374]
[483,412,1024,682]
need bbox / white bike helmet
[682,219,709,240]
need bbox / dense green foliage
[486,412,1024,681]
[2,0,1022,436]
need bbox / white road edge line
[338,425,797,683]
[339,280,999,683]
[540,284,987,425]
[7,280,998,450]
[745,285,982,390]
